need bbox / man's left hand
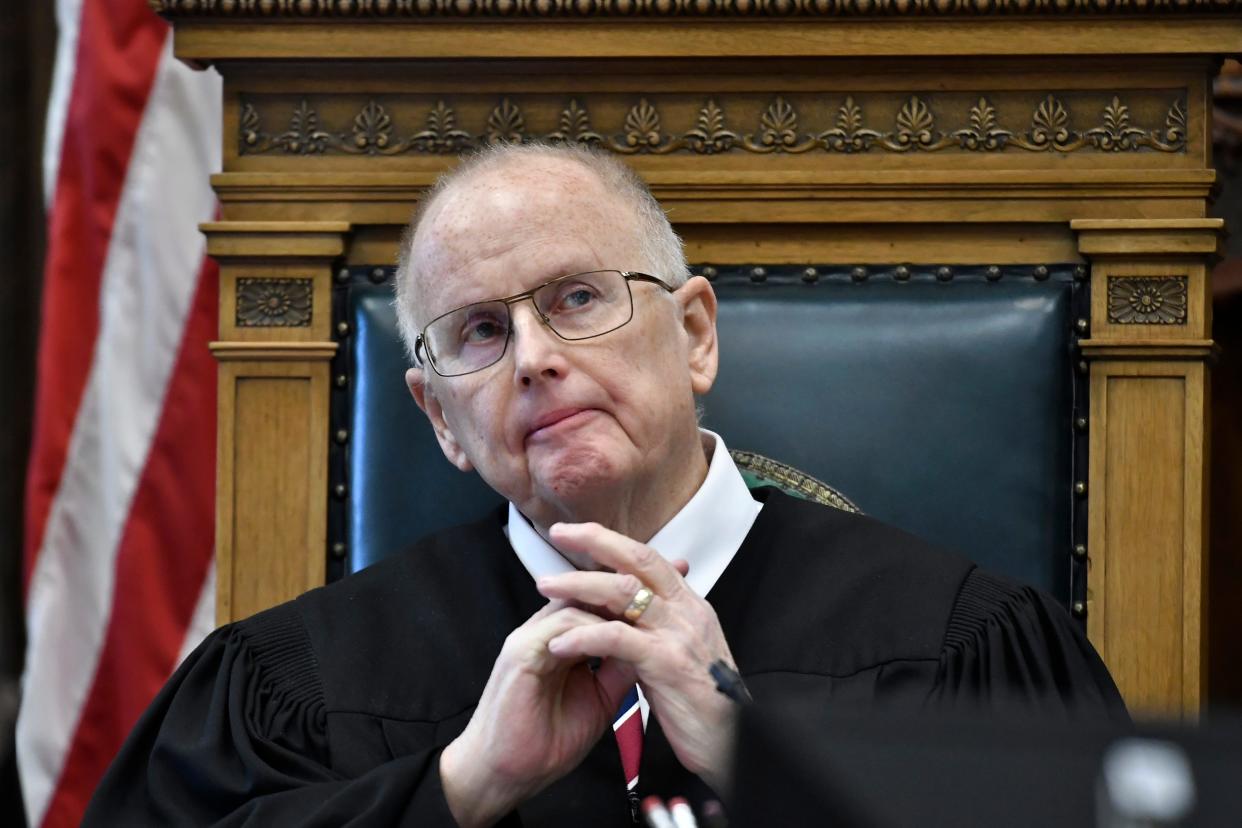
[535,522,739,794]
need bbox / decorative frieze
[1106,276,1188,325]
[238,93,1187,157]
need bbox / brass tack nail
[1075,318,1089,334]
[331,542,347,559]
[936,266,953,282]
[701,266,717,280]
[1074,481,1087,496]
[1073,544,1087,559]
[370,267,386,284]
[334,428,349,444]
[851,266,868,283]
[894,265,911,282]
[1074,265,1088,281]
[335,374,348,388]
[802,267,819,283]
[1075,417,1088,432]
[985,265,1002,281]
[335,268,350,283]
[1034,265,1050,280]
[1077,360,1089,375]
[334,483,348,499]
[749,266,767,282]
[337,321,350,337]
[1072,601,1086,618]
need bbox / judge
[84,143,1124,827]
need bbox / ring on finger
[623,586,655,623]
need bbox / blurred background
[2,4,1241,825]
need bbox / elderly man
[85,144,1123,826]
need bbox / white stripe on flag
[17,42,221,825]
[42,0,85,206]
[176,561,217,670]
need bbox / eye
[460,312,508,344]
[551,282,600,313]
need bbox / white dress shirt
[505,428,764,726]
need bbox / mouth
[525,408,596,442]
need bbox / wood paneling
[160,9,1238,713]
[1097,374,1190,714]
[217,364,331,623]
[1079,220,1217,716]
[231,375,313,620]
[206,223,346,623]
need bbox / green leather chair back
[332,264,1086,607]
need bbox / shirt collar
[506,429,763,598]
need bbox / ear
[405,366,474,472]
[676,276,719,396]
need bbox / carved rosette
[236,278,314,327]
[238,94,1189,157]
[1106,276,1188,325]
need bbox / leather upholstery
[342,265,1080,602]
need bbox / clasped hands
[439,522,739,828]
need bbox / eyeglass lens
[425,270,636,376]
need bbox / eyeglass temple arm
[624,271,677,292]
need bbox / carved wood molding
[152,0,1242,18]
[239,92,1187,157]
[209,341,340,360]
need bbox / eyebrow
[434,264,605,313]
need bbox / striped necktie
[612,685,643,794]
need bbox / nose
[508,300,568,388]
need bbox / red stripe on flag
[38,256,219,828]
[24,0,168,592]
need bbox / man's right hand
[438,600,633,827]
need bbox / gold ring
[623,587,655,623]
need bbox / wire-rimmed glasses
[414,269,676,377]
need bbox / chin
[531,445,624,508]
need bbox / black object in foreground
[730,702,1242,827]
[709,660,753,705]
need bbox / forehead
[409,158,642,320]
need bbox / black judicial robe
[83,488,1125,826]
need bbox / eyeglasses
[414,269,676,378]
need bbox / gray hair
[394,142,691,364]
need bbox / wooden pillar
[1074,218,1223,716]
[204,221,349,624]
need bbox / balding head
[396,143,718,541]
[395,143,689,362]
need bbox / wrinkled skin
[404,155,738,826]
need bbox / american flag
[18,1,221,824]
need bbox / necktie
[612,685,643,792]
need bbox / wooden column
[204,221,348,624]
[1074,218,1223,716]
